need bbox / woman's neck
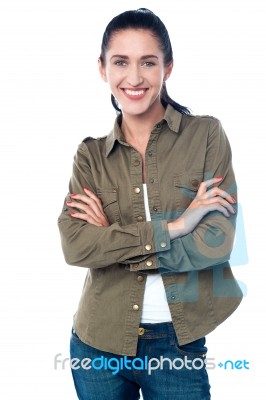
[121,102,165,149]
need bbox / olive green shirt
[58,105,243,356]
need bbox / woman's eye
[143,61,156,67]
[114,60,127,66]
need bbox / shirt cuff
[129,219,170,272]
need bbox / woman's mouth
[122,88,148,100]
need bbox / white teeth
[124,89,145,96]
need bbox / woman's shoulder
[180,111,223,133]
[82,134,108,144]
[74,131,112,159]
[183,111,220,123]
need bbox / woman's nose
[126,66,144,86]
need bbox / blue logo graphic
[217,359,250,370]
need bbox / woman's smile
[121,88,149,100]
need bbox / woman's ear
[164,61,174,81]
[98,58,108,82]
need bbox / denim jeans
[70,322,211,400]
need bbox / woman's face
[99,29,173,118]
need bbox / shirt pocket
[173,172,203,211]
[96,188,121,224]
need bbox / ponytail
[160,82,191,115]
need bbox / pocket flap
[174,172,203,192]
[96,188,118,208]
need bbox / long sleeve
[57,142,169,269]
[131,118,238,274]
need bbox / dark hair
[100,8,191,115]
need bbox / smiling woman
[57,8,243,400]
[98,29,172,120]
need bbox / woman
[58,8,243,400]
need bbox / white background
[0,0,265,398]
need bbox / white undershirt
[141,184,172,323]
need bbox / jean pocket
[71,327,82,342]
[175,337,207,359]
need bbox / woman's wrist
[167,219,184,240]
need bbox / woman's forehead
[107,29,162,55]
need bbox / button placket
[145,138,161,217]
[130,148,146,224]
[123,267,145,355]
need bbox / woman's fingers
[196,176,224,197]
[214,197,236,215]
[66,187,109,227]
[196,176,236,205]
[169,176,237,238]
[208,202,232,218]
[83,187,103,207]
[196,195,236,215]
[200,187,236,204]
[66,200,105,223]
[189,197,236,216]
[69,207,109,226]
[69,211,106,226]
[69,188,105,216]
[70,191,104,216]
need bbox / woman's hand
[168,176,236,239]
[66,187,109,227]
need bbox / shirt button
[133,305,139,311]
[134,187,141,194]
[191,179,199,188]
[137,216,143,222]
[148,151,153,157]
[133,160,140,167]
[153,206,158,212]
[137,275,144,282]
[160,241,167,248]
[149,178,154,183]
[145,244,152,251]
[138,327,145,335]
[146,260,153,267]
[156,123,161,128]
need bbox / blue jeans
[70,322,211,399]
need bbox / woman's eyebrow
[141,55,159,60]
[110,54,159,60]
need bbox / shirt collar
[105,104,182,157]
